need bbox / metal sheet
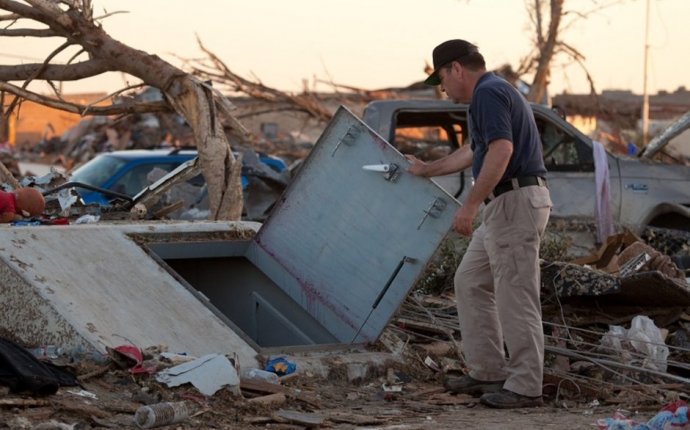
[251,106,459,343]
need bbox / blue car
[69,149,287,205]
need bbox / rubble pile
[0,221,688,428]
[388,222,690,412]
[3,87,323,223]
[30,88,317,173]
[0,338,486,429]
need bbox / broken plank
[0,398,50,407]
[272,409,325,428]
[52,399,111,418]
[426,392,476,405]
[394,317,453,336]
[243,416,274,425]
[152,199,186,219]
[278,373,299,384]
[405,386,445,399]
[247,392,287,407]
[327,411,386,425]
[240,378,320,408]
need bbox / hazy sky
[2,0,689,96]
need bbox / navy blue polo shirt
[469,73,547,182]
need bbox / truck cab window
[392,111,465,161]
[537,117,594,172]
[394,126,459,161]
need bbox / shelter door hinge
[331,125,361,157]
[417,197,447,230]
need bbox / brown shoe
[443,374,505,396]
[480,389,544,408]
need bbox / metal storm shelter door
[247,106,460,344]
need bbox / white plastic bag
[627,315,669,372]
[600,315,669,372]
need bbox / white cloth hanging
[592,140,615,243]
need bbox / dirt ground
[366,407,647,430]
[0,367,657,430]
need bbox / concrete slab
[0,221,261,367]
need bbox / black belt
[484,176,546,205]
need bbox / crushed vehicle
[66,149,202,206]
[46,148,289,220]
[362,100,690,232]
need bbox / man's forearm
[465,139,513,207]
[417,145,473,177]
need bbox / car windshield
[70,154,127,186]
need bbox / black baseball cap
[424,39,479,86]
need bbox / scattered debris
[134,400,195,429]
[0,145,689,428]
[155,354,240,396]
[597,400,689,429]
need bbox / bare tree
[518,0,628,102]
[0,0,246,220]
[185,38,402,127]
[524,0,564,103]
[186,39,335,124]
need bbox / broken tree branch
[93,10,128,22]
[0,27,54,36]
[0,81,170,115]
[187,36,333,123]
[80,83,145,115]
[0,59,113,82]
[4,40,72,117]
[0,0,53,24]
[0,12,20,20]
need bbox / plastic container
[134,401,191,429]
[28,345,64,359]
[240,367,279,384]
[265,356,296,376]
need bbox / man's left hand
[453,204,478,236]
[405,154,427,177]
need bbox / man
[406,39,552,408]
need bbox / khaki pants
[454,185,552,397]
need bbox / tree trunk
[0,92,7,143]
[165,79,243,220]
[527,0,564,103]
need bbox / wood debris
[0,222,688,428]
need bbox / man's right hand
[405,154,428,177]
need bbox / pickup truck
[361,100,690,233]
